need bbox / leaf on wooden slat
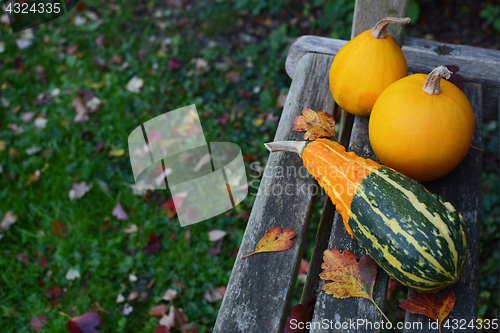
[319,249,388,321]
[293,108,335,141]
[242,227,296,259]
[399,291,456,333]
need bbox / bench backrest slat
[286,36,500,119]
[213,53,335,333]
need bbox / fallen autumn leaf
[400,291,457,333]
[319,249,388,322]
[0,211,17,231]
[66,311,102,333]
[293,108,336,141]
[242,227,297,259]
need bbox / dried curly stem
[371,17,411,39]
[422,66,453,95]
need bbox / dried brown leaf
[293,108,335,141]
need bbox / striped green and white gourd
[265,138,467,292]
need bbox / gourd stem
[422,66,452,95]
[264,141,306,156]
[371,17,411,39]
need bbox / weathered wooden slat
[213,52,335,333]
[351,0,409,43]
[309,117,390,333]
[285,36,500,119]
[308,1,409,332]
[404,83,482,333]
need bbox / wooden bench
[213,1,500,332]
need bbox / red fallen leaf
[181,323,200,333]
[90,302,108,314]
[16,252,29,263]
[293,109,336,141]
[204,287,224,303]
[238,89,251,99]
[31,315,47,331]
[386,277,400,301]
[94,34,105,50]
[242,227,297,258]
[169,233,176,240]
[138,47,148,62]
[218,114,230,125]
[77,2,86,11]
[154,326,170,333]
[147,130,164,145]
[162,198,177,218]
[149,304,168,317]
[35,251,48,267]
[399,291,456,332]
[34,93,52,106]
[112,202,129,221]
[445,65,464,91]
[208,238,223,257]
[92,55,106,68]
[46,286,64,300]
[276,92,288,108]
[110,54,123,65]
[184,207,198,221]
[284,296,316,333]
[177,18,189,27]
[52,221,67,237]
[66,311,102,333]
[67,45,79,54]
[298,258,309,275]
[46,286,64,308]
[142,234,162,254]
[169,57,182,70]
[93,142,106,156]
[162,195,187,218]
[173,278,187,290]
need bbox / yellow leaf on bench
[242,227,296,259]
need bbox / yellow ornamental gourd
[329,17,410,117]
[369,66,475,182]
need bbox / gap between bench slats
[212,52,335,333]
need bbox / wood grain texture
[404,83,482,333]
[212,53,335,333]
[351,0,409,42]
[285,36,500,119]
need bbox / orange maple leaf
[242,227,296,259]
[319,249,388,322]
[293,108,336,141]
[399,291,456,333]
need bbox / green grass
[0,0,498,332]
[0,1,295,331]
